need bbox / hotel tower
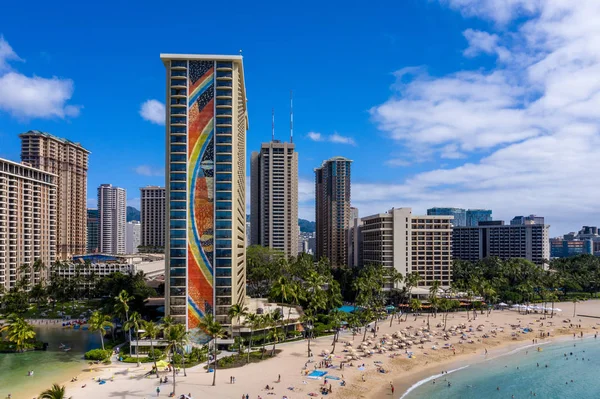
[161,54,248,336]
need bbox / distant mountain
[299,219,316,233]
[127,206,140,222]
[246,215,316,233]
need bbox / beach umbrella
[498,302,508,307]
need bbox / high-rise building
[250,140,298,257]
[0,158,57,291]
[86,208,99,253]
[466,209,492,227]
[361,208,453,288]
[315,157,352,267]
[161,53,248,332]
[347,216,363,268]
[97,184,126,254]
[20,130,89,259]
[510,214,544,225]
[427,207,466,227]
[140,186,165,250]
[126,221,141,254]
[550,239,592,258]
[453,219,550,267]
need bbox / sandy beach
[13,300,596,399]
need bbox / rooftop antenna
[271,108,275,141]
[290,90,294,143]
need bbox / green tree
[410,298,422,321]
[0,314,36,352]
[269,310,283,356]
[328,309,343,354]
[124,311,143,365]
[227,303,249,352]
[39,383,66,399]
[88,311,113,352]
[164,323,189,395]
[300,309,316,356]
[198,313,225,386]
[245,312,259,364]
[141,320,163,378]
[114,290,132,349]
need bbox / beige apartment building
[161,53,248,331]
[360,208,453,288]
[315,156,352,267]
[250,141,298,257]
[0,158,57,291]
[20,130,89,259]
[140,186,165,249]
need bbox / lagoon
[0,325,100,398]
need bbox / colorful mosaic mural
[187,60,215,331]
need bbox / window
[216,164,232,173]
[171,107,186,115]
[215,239,231,248]
[170,249,186,258]
[171,135,186,143]
[216,89,231,97]
[216,183,231,191]
[216,268,232,277]
[216,127,231,134]
[172,60,186,67]
[215,249,231,257]
[170,201,186,210]
[216,80,232,87]
[216,145,232,153]
[171,220,185,229]
[170,154,186,163]
[170,239,186,248]
[216,116,232,125]
[215,258,232,267]
[170,116,186,124]
[170,173,185,181]
[215,201,231,210]
[171,88,187,96]
[216,173,231,182]
[171,144,186,153]
[216,108,232,116]
[169,266,186,275]
[171,79,186,86]
[216,288,232,296]
[170,163,186,172]
[170,182,185,191]
[216,135,232,144]
[171,126,186,133]
[216,278,232,286]
[215,230,232,238]
[216,220,231,229]
[216,211,232,219]
[170,191,185,201]
[170,230,186,239]
[170,287,186,296]
[216,192,232,201]
[170,277,186,287]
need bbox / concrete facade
[97,184,126,255]
[250,140,298,258]
[140,186,165,249]
[20,130,89,259]
[126,221,141,254]
[0,158,57,291]
[315,157,352,267]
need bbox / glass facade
[427,207,467,227]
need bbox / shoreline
[373,326,593,399]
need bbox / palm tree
[429,280,441,318]
[198,313,226,386]
[227,303,249,353]
[300,309,316,357]
[114,290,132,351]
[164,323,189,396]
[572,298,579,317]
[88,311,113,351]
[1,314,36,352]
[141,320,163,378]
[284,283,304,338]
[244,313,259,364]
[259,314,271,359]
[39,383,66,399]
[410,298,422,321]
[328,309,343,354]
[124,311,143,365]
[269,310,283,356]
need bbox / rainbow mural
[187,60,215,332]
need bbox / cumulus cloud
[0,36,81,119]
[365,0,600,234]
[463,29,511,61]
[307,131,356,145]
[134,165,165,177]
[140,99,165,125]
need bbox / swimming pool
[308,370,328,378]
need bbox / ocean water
[402,337,600,399]
[0,326,100,398]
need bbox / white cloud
[463,29,511,61]
[307,132,323,141]
[140,99,165,125]
[364,0,600,234]
[0,36,81,120]
[0,35,23,71]
[307,131,356,145]
[385,158,411,167]
[87,198,97,209]
[134,165,165,177]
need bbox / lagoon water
[0,326,100,398]
[402,337,600,399]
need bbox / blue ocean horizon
[402,337,600,399]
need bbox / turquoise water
[402,338,600,399]
[0,326,100,398]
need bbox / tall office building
[361,208,453,288]
[20,130,89,259]
[427,207,466,227]
[347,216,363,268]
[250,140,298,257]
[453,219,550,267]
[140,186,166,249]
[97,184,126,254]
[0,158,57,291]
[315,157,352,267]
[86,208,99,253]
[126,221,141,254]
[161,53,248,332]
[466,209,492,226]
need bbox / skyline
[1,0,599,236]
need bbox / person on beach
[156,386,160,396]
[390,382,395,394]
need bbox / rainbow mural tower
[161,54,248,341]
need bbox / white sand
[45,300,600,399]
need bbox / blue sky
[1,0,599,236]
